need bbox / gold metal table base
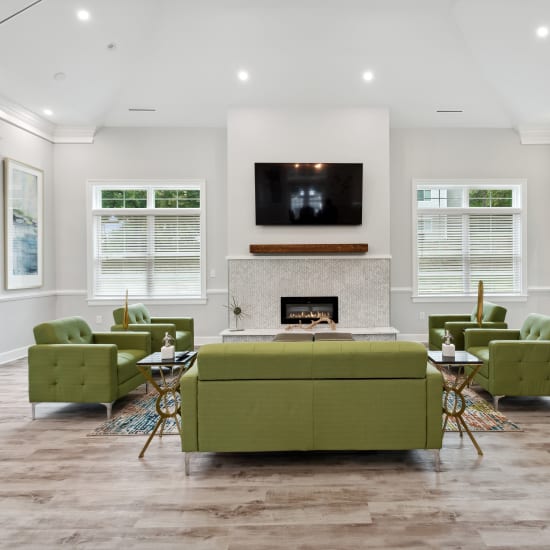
[441,363,484,456]
[136,354,197,458]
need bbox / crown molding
[517,126,550,145]
[0,94,96,143]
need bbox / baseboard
[0,346,28,364]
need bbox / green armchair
[465,313,550,409]
[112,303,194,353]
[29,316,151,419]
[428,301,507,351]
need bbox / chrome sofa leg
[433,450,441,472]
[185,453,190,476]
[31,403,37,420]
[102,402,114,419]
[493,395,504,411]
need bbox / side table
[136,350,197,458]
[427,350,484,456]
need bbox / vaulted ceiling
[0,0,549,140]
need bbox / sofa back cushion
[112,303,151,324]
[470,301,507,323]
[197,341,427,380]
[33,316,93,345]
[520,313,550,340]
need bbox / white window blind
[89,182,204,300]
[414,181,523,297]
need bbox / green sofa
[465,313,550,410]
[428,301,507,351]
[180,341,443,474]
[112,303,194,353]
[29,316,151,419]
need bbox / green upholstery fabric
[465,313,550,402]
[180,341,443,457]
[29,316,150,417]
[428,301,507,351]
[112,303,194,353]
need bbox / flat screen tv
[255,163,363,225]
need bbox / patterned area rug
[88,377,521,436]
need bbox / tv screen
[255,163,363,225]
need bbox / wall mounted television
[254,162,363,225]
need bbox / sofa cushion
[466,346,490,377]
[312,341,427,379]
[519,313,550,340]
[198,342,314,380]
[33,316,93,345]
[117,349,148,383]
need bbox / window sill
[87,297,207,306]
[412,294,528,303]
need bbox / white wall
[53,127,228,341]
[227,108,391,255]
[390,128,550,336]
[0,121,56,360]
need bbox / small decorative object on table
[442,329,455,359]
[161,332,175,360]
[224,296,247,331]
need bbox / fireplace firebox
[281,296,338,325]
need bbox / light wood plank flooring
[2,358,550,549]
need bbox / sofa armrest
[94,331,151,354]
[180,363,198,451]
[28,344,119,402]
[425,364,444,449]
[465,329,520,349]
[111,323,174,352]
[428,314,470,330]
[444,321,508,351]
[152,317,194,334]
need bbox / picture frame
[3,158,43,289]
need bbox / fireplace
[281,296,338,325]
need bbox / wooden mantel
[249,243,368,254]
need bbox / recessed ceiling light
[536,25,549,38]
[128,108,157,112]
[362,70,375,82]
[77,9,90,21]
[237,70,249,82]
[53,72,66,81]
[43,108,53,116]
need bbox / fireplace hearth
[281,296,338,325]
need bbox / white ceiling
[0,0,549,132]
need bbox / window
[88,181,205,301]
[413,180,524,297]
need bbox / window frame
[411,178,527,302]
[86,179,207,305]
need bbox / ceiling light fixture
[53,72,66,81]
[362,70,375,82]
[128,108,157,112]
[436,109,464,113]
[237,70,249,82]
[77,9,90,21]
[43,108,53,116]
[536,25,549,38]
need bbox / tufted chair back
[112,303,151,325]
[33,316,93,345]
[469,301,507,323]
[519,313,550,341]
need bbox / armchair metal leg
[102,402,114,419]
[31,403,37,420]
[185,453,191,476]
[493,395,504,411]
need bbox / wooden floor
[2,358,550,549]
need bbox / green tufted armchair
[465,313,550,410]
[29,316,151,419]
[428,301,507,351]
[111,303,194,353]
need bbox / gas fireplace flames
[288,311,333,320]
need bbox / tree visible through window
[89,181,205,300]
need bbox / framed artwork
[3,158,43,289]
